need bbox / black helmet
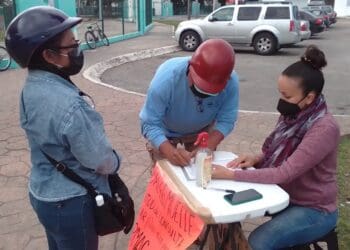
[5,6,82,68]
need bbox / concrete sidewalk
[0,23,349,250]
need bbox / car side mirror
[208,16,215,22]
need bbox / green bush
[154,20,181,30]
[0,30,4,42]
[337,135,350,249]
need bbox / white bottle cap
[115,193,122,202]
[95,195,104,206]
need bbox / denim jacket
[20,70,120,202]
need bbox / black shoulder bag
[41,151,135,236]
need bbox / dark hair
[282,45,327,96]
[28,32,65,69]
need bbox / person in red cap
[140,39,239,167]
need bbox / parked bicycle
[0,45,11,71]
[84,21,109,49]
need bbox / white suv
[175,2,301,55]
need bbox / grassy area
[0,30,4,43]
[337,135,350,249]
[154,20,181,30]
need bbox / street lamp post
[187,0,192,20]
[99,0,104,32]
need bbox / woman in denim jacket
[6,6,121,250]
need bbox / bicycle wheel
[84,31,97,49]
[100,32,110,46]
[0,46,11,71]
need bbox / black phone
[224,189,263,205]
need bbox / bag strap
[22,93,98,198]
[40,150,98,197]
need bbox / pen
[207,187,236,193]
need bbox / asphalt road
[101,18,350,115]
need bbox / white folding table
[157,151,289,249]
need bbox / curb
[82,45,350,119]
[83,45,181,96]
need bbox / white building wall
[262,0,308,8]
[153,0,162,16]
[128,0,134,21]
[292,0,308,8]
[334,0,350,17]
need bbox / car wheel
[253,32,277,55]
[180,31,201,51]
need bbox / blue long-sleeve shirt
[140,57,239,149]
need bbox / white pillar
[48,0,55,7]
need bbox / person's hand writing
[189,147,198,159]
[212,164,235,180]
[227,154,259,169]
[160,141,192,167]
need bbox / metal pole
[187,0,192,20]
[99,0,104,32]
[122,0,125,35]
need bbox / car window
[323,6,332,13]
[265,7,290,19]
[311,10,322,16]
[303,11,313,19]
[305,11,317,18]
[237,7,261,21]
[212,7,234,21]
[308,0,325,5]
[293,5,299,19]
[299,11,305,19]
[308,6,322,10]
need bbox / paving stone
[6,176,28,188]
[0,156,17,166]
[0,147,8,156]
[0,198,31,217]
[0,233,30,250]
[0,175,7,188]
[0,162,29,177]
[0,187,27,203]
[6,140,28,151]
[23,237,47,250]
[28,224,45,238]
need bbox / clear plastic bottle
[194,132,212,188]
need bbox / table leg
[212,225,220,250]
[199,225,211,250]
[219,223,233,250]
[198,225,220,250]
[198,223,246,250]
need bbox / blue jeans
[29,193,98,250]
[248,205,338,250]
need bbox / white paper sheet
[182,151,238,180]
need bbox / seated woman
[212,45,339,250]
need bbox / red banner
[128,164,205,250]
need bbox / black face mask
[190,84,211,99]
[57,47,84,76]
[277,96,306,117]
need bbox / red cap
[189,39,235,94]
